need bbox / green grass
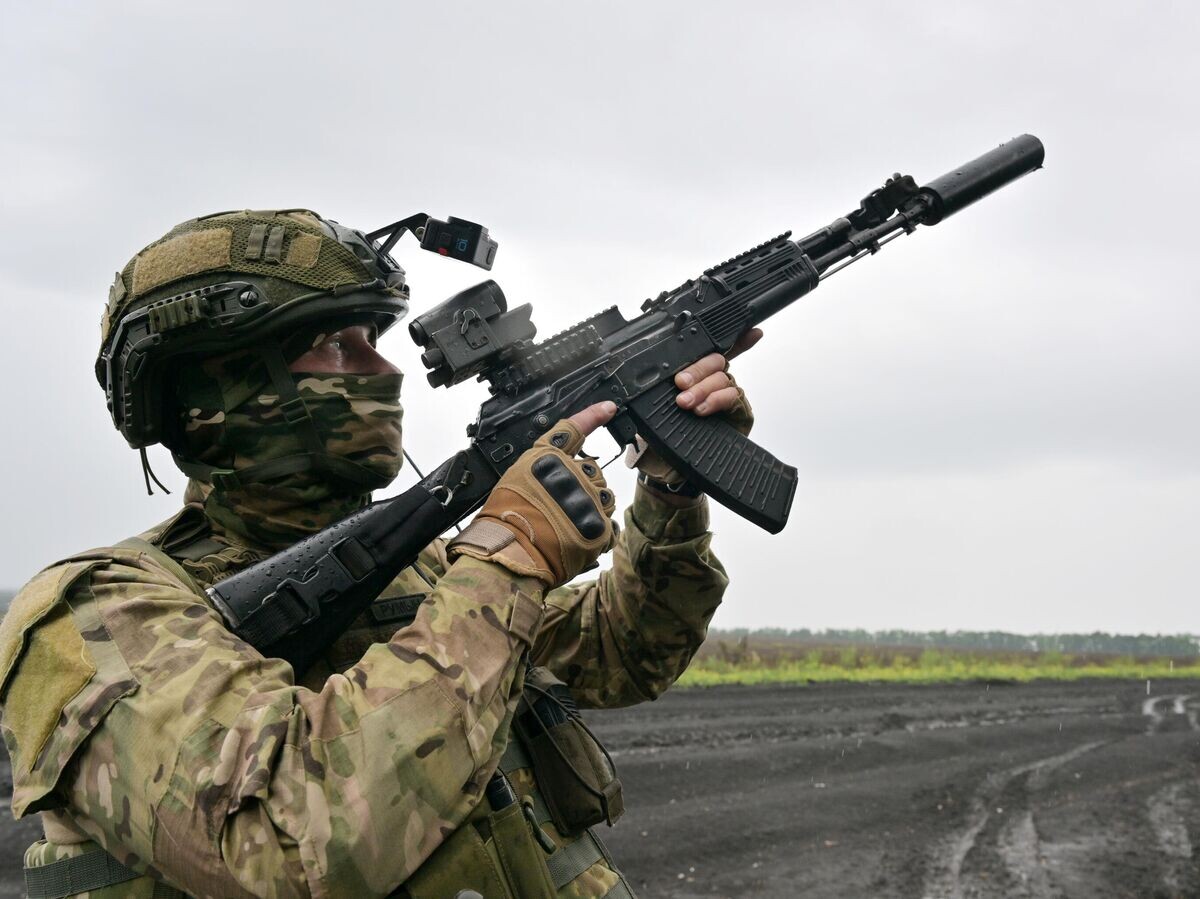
[677,646,1200,687]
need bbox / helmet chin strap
[139,446,173,495]
[172,342,386,494]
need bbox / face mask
[290,371,405,488]
[176,365,404,551]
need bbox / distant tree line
[711,628,1200,657]
[2,588,1193,658]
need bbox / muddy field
[590,679,1200,898]
[3,679,1198,897]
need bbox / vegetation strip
[679,641,1200,687]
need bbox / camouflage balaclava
[174,343,404,552]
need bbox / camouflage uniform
[1,455,725,898]
[0,208,731,897]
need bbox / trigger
[606,411,638,447]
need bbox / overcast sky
[1,1,1196,634]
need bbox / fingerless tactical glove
[448,420,617,589]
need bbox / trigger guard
[605,410,639,447]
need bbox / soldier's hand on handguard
[628,327,763,490]
[447,403,620,589]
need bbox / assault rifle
[208,135,1045,673]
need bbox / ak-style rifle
[207,135,1045,673]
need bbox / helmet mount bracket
[367,213,498,271]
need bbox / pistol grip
[626,382,797,533]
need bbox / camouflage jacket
[0,482,727,897]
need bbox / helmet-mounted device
[97,210,497,456]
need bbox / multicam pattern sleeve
[531,483,729,708]
[3,548,543,898]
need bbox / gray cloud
[1,1,1197,634]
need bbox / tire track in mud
[1148,782,1193,894]
[995,810,1054,898]
[591,681,1200,898]
[1142,693,1199,734]
[923,692,1200,899]
[920,741,1105,899]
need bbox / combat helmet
[97,208,496,490]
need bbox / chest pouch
[514,666,624,836]
[397,784,557,899]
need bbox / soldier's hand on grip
[629,334,759,489]
[448,410,618,589]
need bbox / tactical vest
[19,511,636,899]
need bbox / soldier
[0,209,758,898]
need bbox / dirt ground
[3,679,1198,898]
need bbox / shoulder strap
[116,537,206,601]
[24,847,187,899]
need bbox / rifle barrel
[747,135,1043,326]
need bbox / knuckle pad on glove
[531,454,605,540]
[538,420,584,455]
[448,425,617,588]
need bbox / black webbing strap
[24,848,140,898]
[232,582,318,650]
